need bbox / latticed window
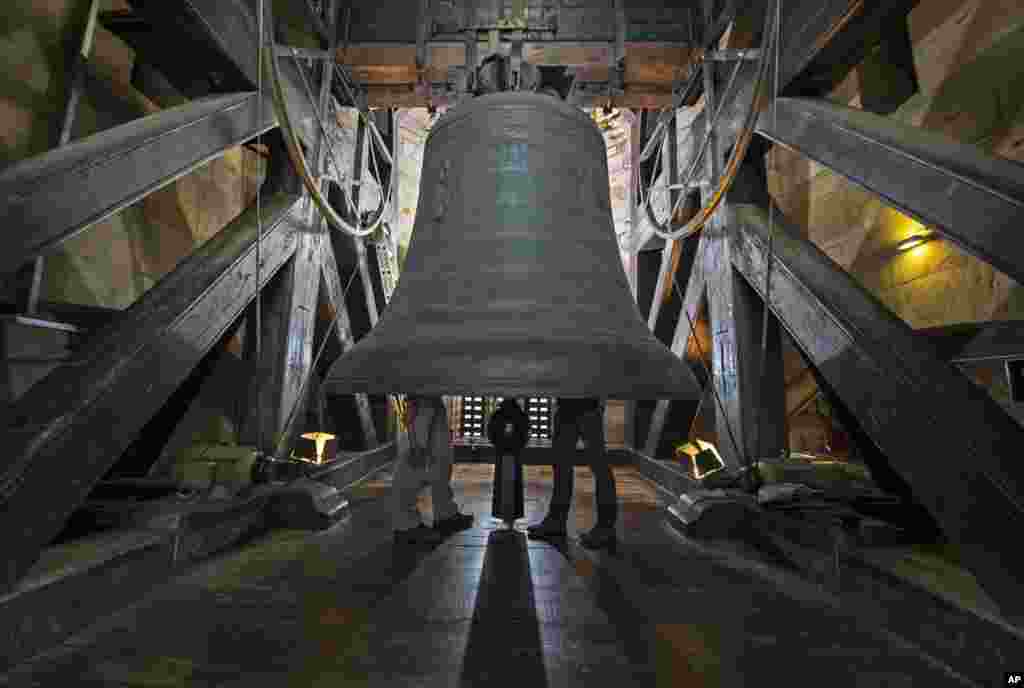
[461,396,485,440]
[527,397,552,442]
[453,396,552,445]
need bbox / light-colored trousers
[392,401,459,531]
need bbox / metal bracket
[705,48,763,61]
[275,44,334,60]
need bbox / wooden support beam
[682,2,788,470]
[0,193,303,590]
[642,0,896,464]
[338,40,687,107]
[0,92,275,277]
[644,237,708,459]
[300,0,380,449]
[700,0,741,468]
[785,367,819,418]
[320,240,379,449]
[777,0,919,96]
[339,41,690,83]
[117,0,316,142]
[361,84,677,109]
[240,207,321,456]
[919,321,1024,365]
[729,191,1024,619]
[705,209,788,467]
[343,1,903,105]
[757,97,1024,287]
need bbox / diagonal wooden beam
[644,236,708,458]
[114,1,316,142]
[242,0,344,459]
[777,0,919,96]
[240,207,322,456]
[757,97,1024,287]
[644,0,895,463]
[785,367,819,418]
[918,321,1024,365]
[0,92,276,277]
[0,192,302,590]
[321,239,379,449]
[697,0,743,470]
[729,195,1024,619]
[704,205,787,468]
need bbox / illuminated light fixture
[300,431,336,465]
[896,233,934,252]
[674,439,726,480]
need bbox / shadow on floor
[459,530,548,688]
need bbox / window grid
[527,397,552,441]
[461,396,485,440]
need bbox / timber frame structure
[1,0,1023,629]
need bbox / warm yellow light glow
[301,431,336,464]
[674,439,726,479]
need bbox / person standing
[527,397,618,549]
[487,398,529,528]
[393,395,474,544]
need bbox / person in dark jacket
[487,398,529,528]
[527,397,617,549]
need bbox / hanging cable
[641,116,701,219]
[756,0,782,463]
[644,0,779,242]
[643,120,705,240]
[291,50,361,219]
[645,55,743,230]
[323,97,393,231]
[636,0,754,165]
[255,0,266,457]
[264,34,380,237]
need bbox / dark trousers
[548,409,618,528]
[492,450,525,521]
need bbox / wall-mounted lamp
[896,233,935,252]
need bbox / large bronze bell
[327,92,700,400]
